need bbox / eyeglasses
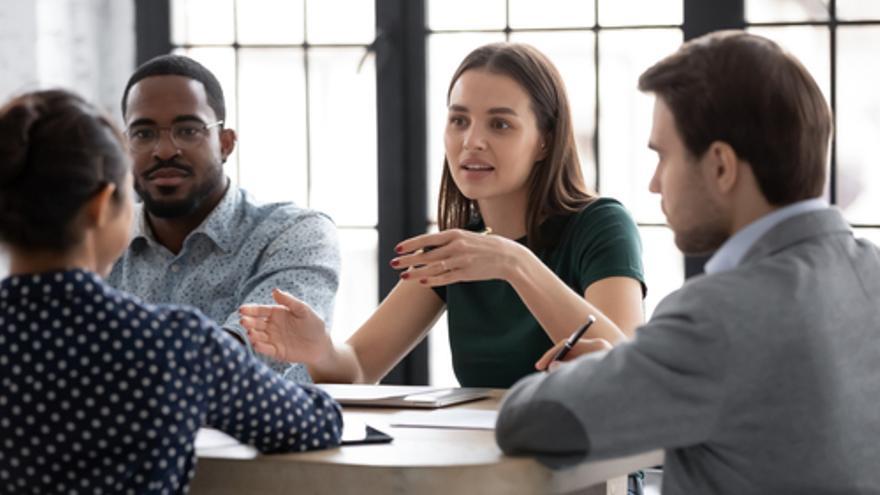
[125,120,224,153]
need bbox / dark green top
[434,198,645,388]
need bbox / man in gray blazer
[496,31,880,494]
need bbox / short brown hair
[638,31,832,205]
[439,42,594,252]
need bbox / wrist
[502,241,535,286]
[309,340,339,382]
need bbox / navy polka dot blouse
[0,269,342,494]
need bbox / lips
[460,158,495,176]
[148,168,190,179]
[461,163,494,171]
[143,165,193,188]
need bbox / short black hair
[121,54,226,121]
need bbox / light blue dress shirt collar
[704,198,829,275]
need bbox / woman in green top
[241,42,646,388]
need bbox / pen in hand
[545,315,597,371]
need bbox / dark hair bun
[0,90,129,252]
[0,101,40,187]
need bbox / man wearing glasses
[109,55,340,381]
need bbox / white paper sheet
[389,409,498,430]
[317,384,436,401]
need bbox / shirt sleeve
[573,200,646,296]
[221,210,341,374]
[495,282,729,465]
[199,317,344,453]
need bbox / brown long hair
[438,42,594,252]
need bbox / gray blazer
[496,208,880,494]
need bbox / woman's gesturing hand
[239,288,333,365]
[390,229,528,287]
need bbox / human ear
[535,133,551,162]
[706,141,739,195]
[83,183,118,228]
[219,128,237,163]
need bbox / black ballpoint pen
[547,315,597,369]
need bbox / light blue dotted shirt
[107,184,340,381]
[0,269,342,494]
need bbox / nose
[152,129,181,161]
[648,163,661,194]
[462,124,486,151]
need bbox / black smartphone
[340,424,394,446]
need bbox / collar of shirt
[704,198,829,275]
[130,180,240,255]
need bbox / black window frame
[137,0,873,384]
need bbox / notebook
[318,384,491,409]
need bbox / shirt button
[171,265,180,273]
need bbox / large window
[163,0,880,386]
[744,0,880,242]
[170,0,378,341]
[425,0,685,386]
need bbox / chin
[673,231,728,256]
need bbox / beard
[135,160,226,219]
[673,223,729,256]
[671,195,730,256]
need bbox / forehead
[650,97,680,145]
[448,69,532,112]
[124,75,216,124]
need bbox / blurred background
[1,0,877,386]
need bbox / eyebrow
[448,104,519,117]
[127,115,206,127]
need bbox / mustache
[142,159,193,178]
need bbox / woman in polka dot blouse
[0,90,342,494]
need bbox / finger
[239,304,283,317]
[252,340,279,358]
[404,257,456,281]
[534,338,612,370]
[239,314,268,332]
[272,289,311,318]
[547,361,563,372]
[246,328,271,344]
[391,245,450,270]
[535,342,567,370]
[417,265,475,287]
[395,230,458,254]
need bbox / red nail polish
[419,279,427,284]
[390,259,399,267]
[401,272,410,279]
[395,245,403,253]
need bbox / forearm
[308,342,368,384]
[505,246,627,344]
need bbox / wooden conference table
[190,387,663,495]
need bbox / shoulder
[101,281,216,336]
[570,197,638,232]
[239,189,336,234]
[560,197,641,251]
[651,267,764,338]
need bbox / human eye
[490,118,511,131]
[173,124,203,141]
[128,127,157,141]
[447,114,468,127]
